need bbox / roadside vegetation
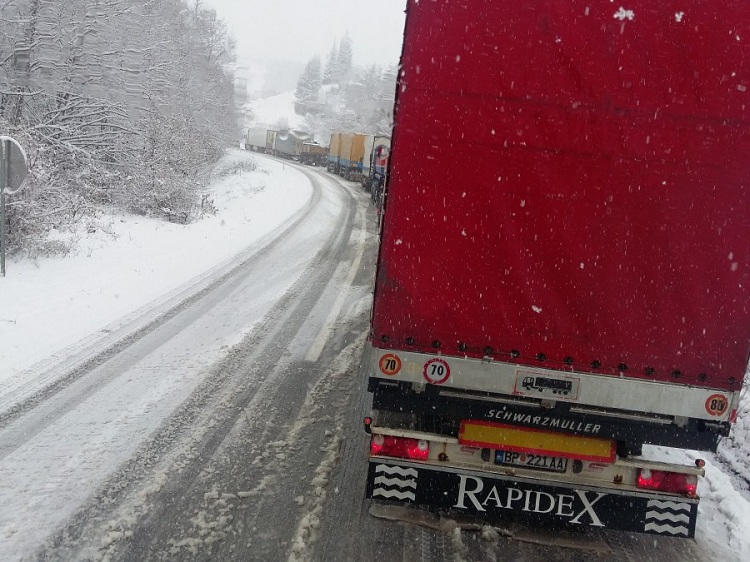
[294,34,398,142]
[0,0,238,256]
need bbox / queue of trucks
[244,127,390,196]
[328,132,391,188]
[362,0,749,539]
[244,127,313,159]
[327,132,391,194]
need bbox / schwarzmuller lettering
[486,410,602,435]
[453,475,606,527]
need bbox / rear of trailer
[245,127,268,152]
[328,132,342,173]
[339,133,367,180]
[364,0,750,538]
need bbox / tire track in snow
[0,170,322,437]
[38,166,367,561]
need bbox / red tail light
[636,468,698,497]
[370,434,429,461]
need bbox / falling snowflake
[614,7,634,21]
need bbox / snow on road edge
[0,150,312,391]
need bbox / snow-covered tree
[322,41,338,85]
[0,0,240,254]
[294,55,322,113]
[337,34,354,83]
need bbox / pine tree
[337,33,353,83]
[322,41,338,85]
[294,55,322,113]
[310,56,322,94]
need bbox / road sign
[1,135,29,276]
[1,136,28,195]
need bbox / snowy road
[0,153,736,560]
[0,157,375,560]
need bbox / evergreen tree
[310,56,322,94]
[294,55,322,115]
[294,55,322,110]
[336,33,353,83]
[322,41,338,85]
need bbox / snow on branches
[0,0,239,255]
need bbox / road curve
[0,157,370,561]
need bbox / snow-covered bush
[0,0,239,255]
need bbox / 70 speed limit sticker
[423,358,451,385]
[379,354,402,376]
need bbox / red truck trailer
[364,0,750,538]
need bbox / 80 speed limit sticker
[705,394,729,417]
[423,358,451,385]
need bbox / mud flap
[366,460,698,538]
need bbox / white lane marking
[305,210,367,362]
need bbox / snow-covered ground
[1,148,749,559]
[645,442,750,560]
[1,151,312,393]
[0,150,364,561]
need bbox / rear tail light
[636,468,698,497]
[370,434,429,461]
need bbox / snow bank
[0,150,313,391]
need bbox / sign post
[0,136,29,276]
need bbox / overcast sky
[199,0,407,68]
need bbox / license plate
[495,449,568,473]
[459,420,616,463]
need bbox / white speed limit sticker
[423,358,450,384]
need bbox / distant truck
[327,133,341,174]
[364,0,749,539]
[327,132,368,180]
[273,130,311,160]
[245,127,270,152]
[362,135,390,196]
[300,142,328,166]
